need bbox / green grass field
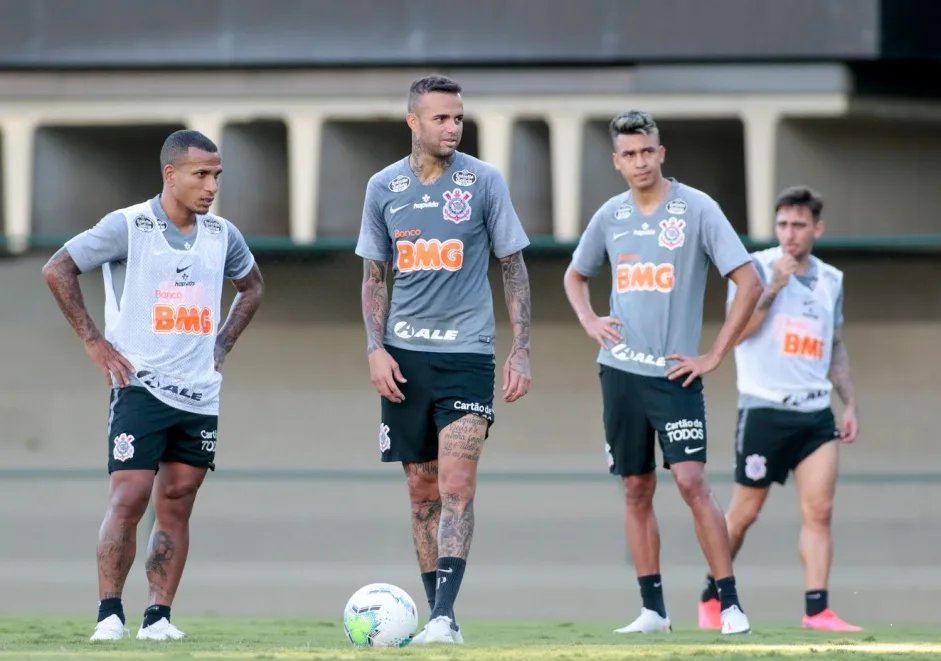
[1,618,939,661]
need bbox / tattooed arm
[42,248,103,344]
[829,328,859,441]
[214,264,264,371]
[362,259,406,402]
[829,329,855,408]
[362,259,390,355]
[499,250,532,402]
[42,248,135,386]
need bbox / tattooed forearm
[499,251,531,371]
[756,288,780,312]
[41,248,102,343]
[829,332,856,408]
[97,520,136,598]
[404,461,440,572]
[362,259,390,354]
[216,264,264,363]
[438,493,475,559]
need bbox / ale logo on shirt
[616,262,675,293]
[152,304,214,335]
[396,238,464,273]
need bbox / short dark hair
[775,185,824,221]
[609,110,659,143]
[160,129,218,168]
[408,75,462,112]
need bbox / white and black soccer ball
[342,582,418,647]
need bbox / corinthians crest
[658,217,686,250]
[442,188,473,224]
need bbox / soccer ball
[342,582,419,647]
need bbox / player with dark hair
[563,110,761,635]
[42,129,264,641]
[698,185,861,632]
[356,74,532,645]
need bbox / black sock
[716,576,741,612]
[638,574,667,619]
[430,557,466,622]
[700,574,719,602]
[806,589,828,617]
[421,571,437,612]
[142,604,171,628]
[97,598,124,624]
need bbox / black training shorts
[107,386,218,474]
[734,407,840,487]
[600,365,707,476]
[379,344,495,464]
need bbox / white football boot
[720,605,752,635]
[614,608,673,633]
[409,615,464,645]
[136,617,186,641]
[89,614,128,641]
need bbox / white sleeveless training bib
[734,247,843,412]
[103,202,228,415]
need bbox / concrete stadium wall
[2,251,939,624]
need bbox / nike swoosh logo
[390,204,410,214]
[176,265,191,273]
[439,567,454,573]
[613,231,630,240]
[685,446,704,454]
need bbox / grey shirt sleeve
[701,200,751,278]
[726,255,765,304]
[64,211,129,273]
[833,285,844,329]
[485,169,530,258]
[224,221,256,280]
[570,208,608,278]
[354,176,393,262]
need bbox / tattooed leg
[145,463,207,611]
[98,472,155,603]
[403,461,441,611]
[430,414,488,621]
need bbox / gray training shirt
[64,195,255,388]
[571,179,751,379]
[355,152,531,356]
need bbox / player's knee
[107,475,153,523]
[727,503,760,533]
[622,474,655,509]
[673,467,710,505]
[438,465,476,502]
[153,480,200,520]
[406,470,439,504]
[802,498,833,529]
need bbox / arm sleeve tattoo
[42,247,103,343]
[499,251,531,368]
[828,330,856,408]
[215,263,264,361]
[362,259,390,354]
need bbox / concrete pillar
[475,111,514,180]
[1,117,36,254]
[186,114,227,216]
[286,114,321,243]
[741,108,782,241]
[547,113,586,243]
